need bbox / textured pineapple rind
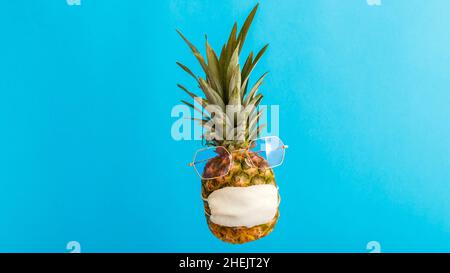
[201,151,279,244]
[206,212,279,244]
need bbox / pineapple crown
[176,4,268,150]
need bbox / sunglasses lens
[193,147,231,179]
[249,136,285,169]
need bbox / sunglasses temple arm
[188,157,213,166]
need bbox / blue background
[1,0,450,252]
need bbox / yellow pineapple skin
[201,150,279,244]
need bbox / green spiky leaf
[205,39,223,96]
[177,84,208,107]
[176,62,197,81]
[237,4,259,53]
[244,71,268,106]
[181,99,209,118]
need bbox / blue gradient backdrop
[1,0,450,252]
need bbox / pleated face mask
[205,184,280,228]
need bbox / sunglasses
[188,136,288,179]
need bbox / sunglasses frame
[189,136,288,180]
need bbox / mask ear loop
[277,186,281,206]
[276,186,281,219]
[201,195,211,216]
[244,157,254,168]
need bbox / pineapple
[177,4,278,244]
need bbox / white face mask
[206,184,279,228]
